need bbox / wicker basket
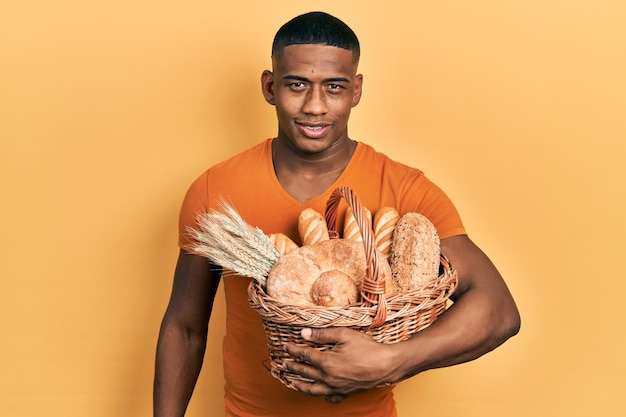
[247,186,458,389]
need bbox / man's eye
[289,82,305,89]
[327,84,345,94]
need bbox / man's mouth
[296,122,332,137]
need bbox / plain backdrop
[1,1,625,416]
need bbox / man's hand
[283,327,401,403]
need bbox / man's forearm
[388,284,520,383]
[387,234,522,381]
[154,323,208,417]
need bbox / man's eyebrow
[282,75,351,83]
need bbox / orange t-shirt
[178,139,465,417]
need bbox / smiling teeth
[306,126,323,130]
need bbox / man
[154,11,520,417]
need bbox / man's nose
[302,86,328,115]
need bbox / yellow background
[2,1,625,416]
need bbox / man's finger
[289,378,334,398]
[284,343,322,367]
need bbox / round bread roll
[266,239,396,307]
[310,270,359,307]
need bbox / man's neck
[272,137,357,202]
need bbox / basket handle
[325,186,388,327]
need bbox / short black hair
[272,12,360,62]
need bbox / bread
[343,206,372,242]
[266,239,396,307]
[268,233,299,256]
[310,270,359,307]
[373,206,400,258]
[389,213,440,292]
[298,208,330,246]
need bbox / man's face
[262,44,363,155]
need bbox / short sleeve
[412,176,466,240]
[177,170,210,251]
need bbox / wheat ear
[186,200,279,288]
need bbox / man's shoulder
[355,141,424,175]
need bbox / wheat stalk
[186,200,279,288]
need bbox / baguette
[373,206,400,258]
[268,233,299,256]
[343,206,372,242]
[298,208,330,246]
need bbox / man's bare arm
[154,249,221,417]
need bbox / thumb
[301,327,349,344]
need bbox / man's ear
[261,70,276,105]
[352,74,363,107]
